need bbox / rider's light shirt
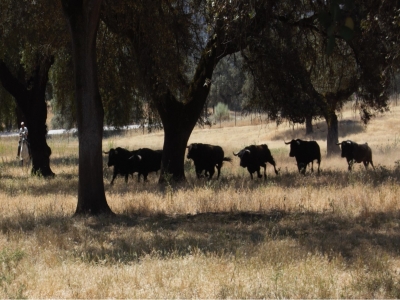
[19,127,28,140]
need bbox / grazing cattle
[233,144,279,180]
[129,148,163,182]
[103,147,137,184]
[336,140,375,171]
[186,143,231,179]
[284,139,321,174]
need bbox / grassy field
[1,103,400,298]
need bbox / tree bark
[305,115,313,135]
[62,0,113,215]
[0,58,55,177]
[155,87,206,182]
[325,110,341,156]
[155,41,220,182]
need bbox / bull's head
[104,148,116,167]
[284,139,300,157]
[337,140,352,157]
[233,149,250,167]
[186,143,198,159]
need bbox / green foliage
[0,0,68,128]
[317,0,355,54]
[242,0,398,127]
[0,86,16,131]
[50,47,76,130]
[214,102,230,124]
[208,55,245,111]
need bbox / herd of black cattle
[103,139,375,184]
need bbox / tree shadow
[50,155,79,166]
[2,208,400,269]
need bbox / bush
[214,102,230,126]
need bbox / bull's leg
[261,163,266,180]
[317,160,321,174]
[254,166,262,179]
[298,163,306,175]
[310,161,314,172]
[269,161,279,175]
[125,174,129,184]
[208,167,215,180]
[363,160,374,170]
[247,168,254,180]
[110,173,117,185]
[370,160,375,170]
[216,163,222,179]
[195,166,202,179]
[143,172,149,182]
[347,158,353,171]
[137,173,142,182]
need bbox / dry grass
[1,104,400,298]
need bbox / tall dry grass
[0,104,400,298]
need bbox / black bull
[233,144,278,179]
[104,147,163,184]
[129,148,163,182]
[103,147,136,184]
[284,139,321,174]
[186,143,232,179]
[336,140,375,171]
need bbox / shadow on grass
[2,207,400,268]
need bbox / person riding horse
[17,122,31,159]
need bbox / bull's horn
[284,140,291,145]
[233,151,239,156]
[103,151,109,154]
[336,142,342,145]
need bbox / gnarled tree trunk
[0,58,55,177]
[155,42,220,182]
[62,0,113,215]
[305,115,313,135]
[325,109,340,156]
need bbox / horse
[19,138,31,167]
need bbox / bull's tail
[269,157,279,175]
[223,157,232,162]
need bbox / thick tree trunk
[326,111,341,156]
[161,129,192,182]
[26,99,54,177]
[305,115,313,135]
[155,92,199,182]
[155,43,219,182]
[62,0,113,215]
[0,58,55,177]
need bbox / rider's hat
[21,122,24,126]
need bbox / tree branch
[0,60,28,103]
